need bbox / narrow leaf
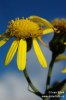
[55,54,66,62]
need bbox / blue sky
[0,0,66,32]
[0,0,66,100]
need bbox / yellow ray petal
[0,38,9,47]
[33,38,47,68]
[5,39,18,65]
[62,68,66,73]
[17,39,27,71]
[43,28,54,35]
[29,16,53,28]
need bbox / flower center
[6,18,43,39]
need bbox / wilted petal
[29,16,53,28]
[43,28,54,35]
[38,37,49,48]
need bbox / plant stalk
[23,69,43,98]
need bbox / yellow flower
[0,16,54,71]
[62,68,66,73]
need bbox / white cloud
[0,73,41,100]
[0,82,11,100]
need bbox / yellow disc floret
[6,18,43,39]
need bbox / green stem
[41,53,58,100]
[23,69,43,98]
[46,53,57,90]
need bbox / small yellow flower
[0,16,54,71]
[62,67,66,73]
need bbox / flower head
[52,18,66,33]
[0,16,54,71]
[7,18,43,39]
[49,18,66,56]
